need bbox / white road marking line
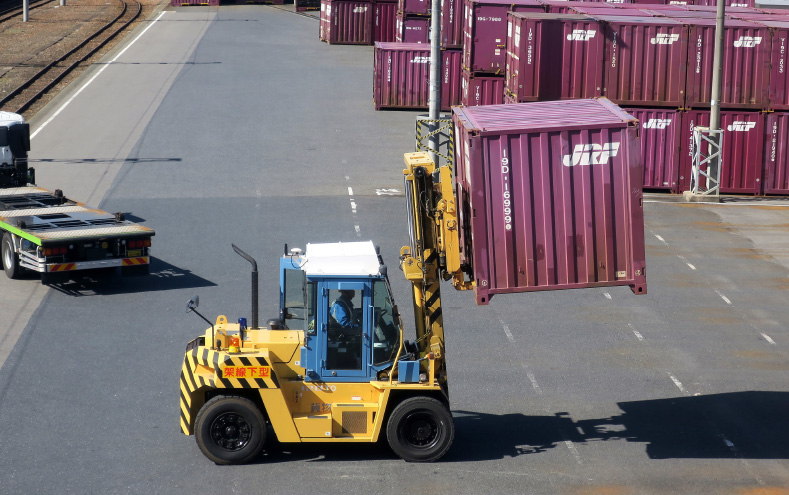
[525,371,543,395]
[347,187,353,196]
[761,333,776,345]
[32,11,168,139]
[563,439,583,465]
[667,373,689,396]
[354,225,361,235]
[375,188,400,196]
[654,232,668,245]
[676,254,697,270]
[628,324,644,341]
[500,319,516,344]
[715,289,733,306]
[604,292,612,300]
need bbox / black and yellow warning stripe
[179,347,280,434]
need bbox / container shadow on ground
[44,257,216,296]
[451,391,789,462]
[247,392,789,463]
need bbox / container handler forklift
[179,152,468,463]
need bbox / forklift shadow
[44,257,216,296]
[445,391,789,462]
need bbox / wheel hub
[210,412,251,451]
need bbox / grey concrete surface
[0,5,788,495]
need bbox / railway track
[0,0,142,115]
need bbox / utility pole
[427,0,442,165]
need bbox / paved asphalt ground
[1,5,789,494]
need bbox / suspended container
[373,1,398,42]
[598,15,688,107]
[452,98,647,305]
[679,110,764,194]
[320,0,374,45]
[627,107,682,191]
[463,0,546,74]
[763,112,789,195]
[396,13,430,43]
[681,18,770,109]
[505,13,605,102]
[462,71,506,106]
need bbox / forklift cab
[280,241,401,383]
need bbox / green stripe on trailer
[0,221,43,246]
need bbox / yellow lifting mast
[399,152,473,385]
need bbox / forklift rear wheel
[386,396,454,462]
[2,233,21,279]
[195,395,266,465]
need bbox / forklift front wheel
[194,395,266,465]
[386,396,455,462]
[2,233,21,279]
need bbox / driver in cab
[330,290,358,328]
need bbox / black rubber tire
[194,395,266,465]
[386,396,454,462]
[2,233,20,279]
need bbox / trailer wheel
[195,395,266,465]
[2,233,21,279]
[386,396,454,462]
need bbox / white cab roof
[0,112,24,127]
[301,241,382,277]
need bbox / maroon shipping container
[597,16,688,107]
[462,71,506,105]
[679,110,764,194]
[762,21,789,110]
[682,18,769,109]
[643,8,715,17]
[627,107,681,191]
[572,6,651,15]
[452,99,647,305]
[398,0,430,15]
[506,13,605,102]
[464,0,546,74]
[296,0,321,11]
[174,0,220,6]
[396,13,430,43]
[373,43,463,111]
[763,112,789,194]
[321,0,373,45]
[538,0,579,14]
[441,0,464,48]
[373,2,398,42]
[692,0,754,8]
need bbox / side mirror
[186,296,200,313]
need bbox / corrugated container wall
[599,16,688,107]
[462,71,506,106]
[679,110,764,194]
[463,0,546,74]
[452,99,647,305]
[764,21,789,110]
[441,0,464,48]
[763,112,789,194]
[398,0,430,15]
[321,0,374,45]
[373,43,462,110]
[627,107,681,191]
[506,13,605,102]
[373,1,398,43]
[682,18,770,109]
[396,13,430,43]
